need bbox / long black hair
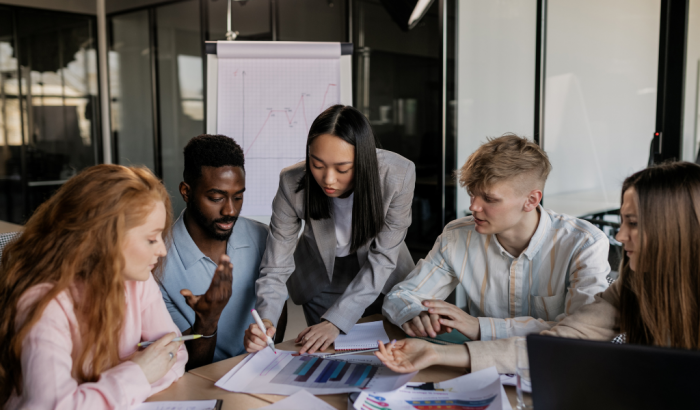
[296,105,384,253]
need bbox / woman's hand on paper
[244,319,276,353]
[296,321,340,354]
[375,339,471,373]
[423,300,481,340]
[131,332,183,384]
[374,339,440,373]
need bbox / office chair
[0,231,20,262]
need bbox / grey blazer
[255,149,416,333]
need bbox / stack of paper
[335,321,390,351]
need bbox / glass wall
[278,0,346,42]
[686,0,700,161]
[0,5,99,224]
[0,6,21,223]
[109,10,155,169]
[158,0,204,217]
[207,0,271,41]
[543,0,659,216]
[355,0,446,260]
[455,0,537,219]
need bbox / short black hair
[183,134,244,187]
[296,105,384,253]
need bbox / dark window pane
[109,10,155,169]
[207,0,271,41]
[356,0,443,260]
[10,8,98,222]
[277,0,346,42]
[0,7,22,223]
[157,0,203,217]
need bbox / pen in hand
[137,334,202,347]
[251,309,276,353]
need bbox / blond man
[382,134,610,341]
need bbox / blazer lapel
[310,216,336,280]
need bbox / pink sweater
[5,274,187,409]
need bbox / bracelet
[200,328,218,338]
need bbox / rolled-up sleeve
[382,230,461,328]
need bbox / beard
[187,200,237,242]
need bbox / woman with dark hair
[373,161,700,374]
[244,105,416,354]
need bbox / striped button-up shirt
[383,206,610,340]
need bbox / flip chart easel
[205,41,353,223]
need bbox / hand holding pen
[243,309,277,353]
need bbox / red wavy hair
[0,164,173,404]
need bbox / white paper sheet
[354,367,511,410]
[216,41,341,59]
[335,321,391,351]
[256,390,336,410]
[133,400,218,410]
[215,348,416,395]
[216,52,340,217]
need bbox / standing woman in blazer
[244,105,416,354]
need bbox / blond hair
[458,133,551,194]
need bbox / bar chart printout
[215,348,416,395]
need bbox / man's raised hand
[180,254,233,329]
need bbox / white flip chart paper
[216,43,341,217]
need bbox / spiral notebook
[334,321,390,351]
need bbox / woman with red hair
[0,165,189,409]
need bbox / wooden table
[148,315,518,409]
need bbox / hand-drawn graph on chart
[217,58,340,216]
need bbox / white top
[383,206,611,340]
[332,192,354,257]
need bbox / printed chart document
[257,390,335,409]
[133,400,221,410]
[353,367,511,410]
[215,348,415,395]
[335,321,390,351]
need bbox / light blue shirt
[160,210,268,362]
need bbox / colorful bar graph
[315,360,340,383]
[354,364,373,386]
[329,361,349,382]
[298,357,318,376]
[360,366,378,388]
[346,364,365,386]
[293,357,311,375]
